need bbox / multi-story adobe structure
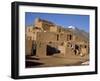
[25,18,89,58]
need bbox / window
[67,34,72,41]
[84,45,87,48]
[61,42,64,46]
[57,34,59,41]
[59,28,61,32]
[70,35,72,40]
[49,41,52,44]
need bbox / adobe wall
[25,18,89,58]
[34,18,52,31]
[36,32,57,42]
[50,26,58,32]
[26,32,35,40]
[36,31,74,42]
[26,26,33,33]
[36,42,47,57]
[59,33,73,42]
[25,39,33,55]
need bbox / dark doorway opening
[74,44,80,55]
[31,43,36,56]
[75,45,79,50]
[47,45,60,56]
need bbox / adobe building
[25,18,89,58]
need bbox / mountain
[68,25,76,29]
[66,26,89,42]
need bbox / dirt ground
[25,53,89,68]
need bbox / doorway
[47,45,60,56]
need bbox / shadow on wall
[47,45,60,55]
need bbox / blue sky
[25,12,89,32]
